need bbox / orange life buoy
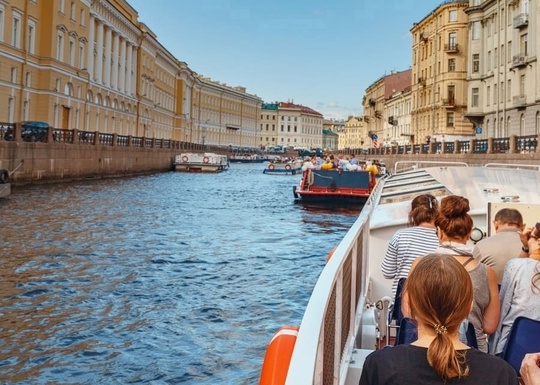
[182,155,189,162]
[268,164,275,170]
[260,325,299,385]
[285,164,292,170]
[203,156,210,163]
[326,246,338,264]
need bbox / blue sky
[127,0,443,120]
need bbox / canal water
[0,163,359,384]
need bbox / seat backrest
[396,317,418,345]
[389,278,407,325]
[501,316,540,374]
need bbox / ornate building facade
[0,0,261,147]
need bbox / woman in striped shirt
[381,194,440,298]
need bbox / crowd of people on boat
[360,194,540,385]
[301,154,386,175]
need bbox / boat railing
[285,179,385,385]
[393,160,469,174]
[484,163,540,171]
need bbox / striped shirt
[381,226,439,298]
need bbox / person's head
[494,208,524,231]
[405,254,473,380]
[408,194,439,226]
[528,222,540,293]
[434,195,473,242]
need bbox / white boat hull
[174,153,229,173]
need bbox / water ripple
[0,163,358,384]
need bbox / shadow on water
[0,163,359,384]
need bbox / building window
[507,79,512,102]
[448,58,456,72]
[12,14,21,48]
[79,43,85,68]
[0,7,4,42]
[10,67,16,83]
[57,33,64,61]
[520,74,526,95]
[28,21,36,54]
[520,34,528,55]
[472,54,479,73]
[472,21,480,40]
[80,9,85,26]
[59,0,65,13]
[508,41,512,63]
[471,88,479,107]
[487,86,491,106]
[69,38,75,66]
[25,71,31,87]
[449,10,457,22]
[70,1,76,20]
[446,112,455,127]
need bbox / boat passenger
[381,194,439,298]
[473,208,526,284]
[521,353,540,385]
[321,159,333,170]
[491,222,540,356]
[302,157,315,171]
[350,154,358,165]
[432,195,500,353]
[359,254,517,385]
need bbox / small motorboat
[263,160,303,175]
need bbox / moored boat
[263,160,303,175]
[261,160,540,384]
[174,152,229,173]
[229,154,266,163]
[0,168,10,198]
[292,168,377,207]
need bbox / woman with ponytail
[359,254,517,384]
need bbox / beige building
[384,88,413,147]
[322,119,343,151]
[465,0,540,139]
[0,0,261,147]
[411,0,473,144]
[340,116,366,150]
[362,69,412,147]
[259,102,323,149]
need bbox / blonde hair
[405,254,473,380]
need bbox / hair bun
[440,195,470,218]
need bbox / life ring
[268,164,275,170]
[260,325,299,385]
[285,164,292,170]
[203,156,210,163]
[326,246,338,264]
[182,156,189,162]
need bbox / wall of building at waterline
[0,142,178,185]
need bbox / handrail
[484,163,540,171]
[393,160,469,174]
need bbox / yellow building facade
[410,0,473,144]
[0,0,261,146]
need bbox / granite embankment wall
[0,141,184,185]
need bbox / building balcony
[418,77,426,86]
[442,98,456,108]
[512,53,528,68]
[513,94,527,109]
[513,13,528,29]
[444,43,459,53]
[420,32,428,42]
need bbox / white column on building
[126,42,133,95]
[112,32,120,89]
[87,13,95,78]
[119,38,127,93]
[131,45,138,96]
[104,26,112,87]
[95,20,104,83]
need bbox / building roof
[279,102,323,117]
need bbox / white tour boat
[260,160,540,385]
[174,152,229,173]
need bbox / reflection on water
[0,164,358,384]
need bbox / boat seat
[501,316,540,374]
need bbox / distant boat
[263,160,303,175]
[293,168,377,207]
[0,169,10,198]
[229,154,266,163]
[174,153,229,173]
